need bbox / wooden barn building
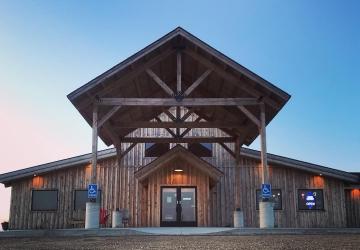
[0,27,359,229]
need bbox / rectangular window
[256,189,282,210]
[298,189,324,210]
[74,190,101,210]
[31,190,58,211]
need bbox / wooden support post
[259,103,268,184]
[91,104,98,185]
[258,103,274,228]
[116,144,122,210]
[177,51,182,93]
[176,106,181,137]
[235,137,241,165]
[235,137,241,208]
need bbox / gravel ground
[0,235,359,250]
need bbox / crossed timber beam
[120,137,234,143]
[98,98,259,106]
[113,121,244,129]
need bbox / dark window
[298,189,324,210]
[188,143,212,157]
[31,190,58,211]
[145,143,170,157]
[74,190,101,210]
[256,189,282,210]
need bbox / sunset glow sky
[0,0,359,223]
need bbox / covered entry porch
[67,27,290,228]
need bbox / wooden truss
[89,51,271,189]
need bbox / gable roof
[68,27,289,101]
[67,27,291,147]
[0,147,358,186]
[134,145,223,183]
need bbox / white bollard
[259,201,274,228]
[85,202,100,229]
[233,210,244,228]
[112,210,123,228]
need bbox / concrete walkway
[135,227,233,235]
[1,227,359,238]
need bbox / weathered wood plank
[146,69,175,96]
[6,113,356,229]
[114,121,245,129]
[98,97,259,106]
[177,51,182,93]
[183,69,212,96]
[120,137,234,143]
[98,106,121,128]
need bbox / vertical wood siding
[7,110,358,229]
[145,161,210,226]
[345,189,360,227]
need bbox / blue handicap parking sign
[88,184,98,199]
[261,183,271,199]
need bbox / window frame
[31,189,59,212]
[255,188,283,210]
[297,189,325,211]
[73,189,102,210]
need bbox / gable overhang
[134,145,223,184]
[67,27,291,147]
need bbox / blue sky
[0,0,359,221]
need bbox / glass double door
[161,186,197,227]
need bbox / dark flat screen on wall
[298,189,324,210]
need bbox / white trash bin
[233,209,244,228]
[112,210,123,228]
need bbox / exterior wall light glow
[174,169,183,172]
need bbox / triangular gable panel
[134,145,223,184]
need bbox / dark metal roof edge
[0,148,117,184]
[240,148,359,183]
